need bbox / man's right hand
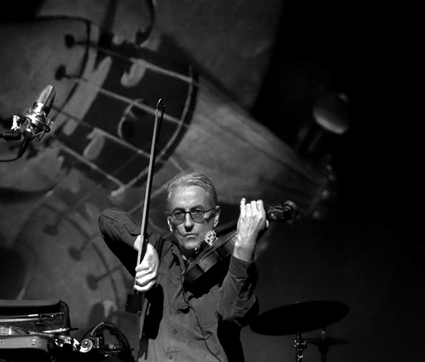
[133,239,159,292]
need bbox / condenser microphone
[20,85,56,140]
[16,85,56,157]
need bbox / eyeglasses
[168,207,214,224]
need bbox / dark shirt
[98,208,259,362]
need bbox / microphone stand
[0,117,34,162]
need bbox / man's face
[167,185,220,258]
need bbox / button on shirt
[98,208,259,362]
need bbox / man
[98,172,268,361]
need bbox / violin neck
[214,219,237,235]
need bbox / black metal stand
[294,333,307,362]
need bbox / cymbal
[250,300,349,336]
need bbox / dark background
[252,0,396,225]
[246,2,418,361]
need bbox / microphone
[14,85,56,157]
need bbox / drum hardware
[305,329,350,362]
[250,300,350,361]
[294,332,307,362]
[296,92,350,158]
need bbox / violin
[183,200,297,285]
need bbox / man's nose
[183,213,195,228]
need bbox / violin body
[183,201,297,286]
[184,225,238,285]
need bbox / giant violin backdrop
[0,0,339,359]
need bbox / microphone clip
[12,111,54,142]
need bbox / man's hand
[233,198,269,262]
[133,239,159,292]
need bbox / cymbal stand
[317,329,329,362]
[294,332,307,362]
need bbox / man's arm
[98,208,140,276]
[98,208,159,292]
[217,198,268,326]
[218,255,259,327]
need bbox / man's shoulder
[148,233,174,254]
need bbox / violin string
[47,63,192,194]
[96,43,198,87]
[57,75,185,126]
[49,37,197,195]
[49,97,182,197]
[63,26,198,128]
[48,21,197,189]
[51,78,195,177]
[69,32,199,87]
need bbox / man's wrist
[233,238,255,262]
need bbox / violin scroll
[266,200,297,222]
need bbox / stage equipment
[0,299,134,362]
[0,299,75,361]
[250,300,349,362]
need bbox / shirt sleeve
[98,208,165,277]
[98,208,140,276]
[218,255,259,327]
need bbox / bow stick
[126,99,165,319]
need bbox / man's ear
[164,211,173,232]
[167,216,173,232]
[213,205,221,227]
